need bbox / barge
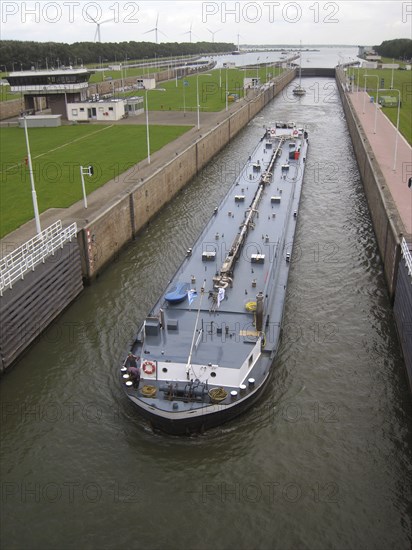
[120,122,308,434]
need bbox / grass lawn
[0,124,191,237]
[347,67,412,144]
[120,67,283,112]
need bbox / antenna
[144,13,166,44]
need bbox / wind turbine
[207,28,221,43]
[89,16,114,43]
[183,21,196,43]
[144,13,166,44]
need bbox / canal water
[1,77,411,550]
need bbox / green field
[0,124,191,237]
[120,67,282,112]
[347,67,412,144]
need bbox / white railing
[401,237,412,277]
[0,221,78,295]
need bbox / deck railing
[0,221,78,295]
[401,237,412,277]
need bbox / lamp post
[145,88,165,164]
[23,116,41,234]
[145,90,151,163]
[80,165,94,208]
[378,88,401,171]
[362,71,367,113]
[196,73,212,130]
[390,58,394,89]
[363,74,378,118]
[225,68,229,111]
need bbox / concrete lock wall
[0,96,47,120]
[79,70,296,279]
[0,240,83,372]
[393,256,412,391]
[335,70,404,299]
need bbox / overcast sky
[1,1,410,45]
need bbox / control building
[6,69,92,118]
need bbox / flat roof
[19,115,62,119]
[9,69,91,77]
[68,98,125,104]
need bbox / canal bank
[336,68,412,390]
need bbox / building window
[80,108,84,112]
[108,107,113,111]
[71,109,78,116]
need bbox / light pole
[80,165,94,208]
[145,88,165,164]
[363,74,378,118]
[182,78,188,115]
[175,58,178,87]
[390,58,394,89]
[225,67,228,111]
[145,90,151,163]
[196,73,212,130]
[378,88,401,171]
[23,116,41,234]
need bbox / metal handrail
[0,221,77,295]
[0,220,62,271]
[401,237,412,277]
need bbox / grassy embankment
[0,124,191,237]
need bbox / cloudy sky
[1,1,410,45]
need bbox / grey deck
[140,126,308,371]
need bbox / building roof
[8,69,91,78]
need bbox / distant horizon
[1,1,410,45]
[0,39,373,48]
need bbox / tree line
[373,39,412,60]
[0,40,236,72]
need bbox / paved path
[348,90,412,237]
